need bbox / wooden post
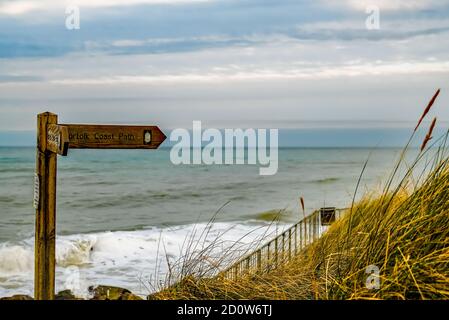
[311,215,315,242]
[312,214,318,241]
[281,231,285,261]
[310,216,314,242]
[288,229,292,261]
[294,224,297,253]
[34,112,57,300]
[312,213,316,240]
[305,217,308,244]
[309,215,312,241]
[274,237,279,267]
[267,243,271,270]
[257,249,262,270]
[308,216,312,243]
[304,218,308,245]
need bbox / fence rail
[219,207,345,280]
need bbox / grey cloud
[0,75,43,83]
[0,0,448,58]
[0,0,448,132]
[293,26,449,42]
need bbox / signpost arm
[35,112,57,300]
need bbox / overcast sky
[0,0,448,131]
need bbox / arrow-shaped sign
[61,124,166,151]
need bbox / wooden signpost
[34,112,166,300]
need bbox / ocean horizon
[0,127,443,148]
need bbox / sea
[0,146,417,297]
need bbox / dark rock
[89,285,132,300]
[119,292,143,300]
[55,289,78,300]
[146,293,156,300]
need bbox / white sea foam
[0,221,287,298]
[0,245,33,274]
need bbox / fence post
[310,215,314,242]
[294,224,297,253]
[257,249,262,270]
[312,213,316,240]
[282,232,285,262]
[267,242,271,270]
[288,228,292,260]
[275,238,278,266]
[317,212,321,238]
[309,216,312,243]
[305,217,309,245]
[310,215,313,242]
[306,216,309,243]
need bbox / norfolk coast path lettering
[66,124,166,149]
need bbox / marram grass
[152,91,448,300]
[153,144,449,300]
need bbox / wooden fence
[219,207,345,280]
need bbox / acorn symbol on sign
[144,130,152,144]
